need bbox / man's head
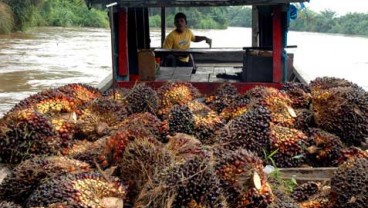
[174,12,187,32]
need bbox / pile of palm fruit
[0,77,367,208]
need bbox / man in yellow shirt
[163,12,212,67]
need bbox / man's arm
[193,36,212,48]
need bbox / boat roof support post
[252,6,259,47]
[161,7,166,47]
[272,5,282,83]
[117,7,130,81]
[107,2,119,96]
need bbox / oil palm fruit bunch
[204,83,239,113]
[214,148,273,208]
[104,87,130,102]
[310,76,362,91]
[56,83,102,103]
[214,106,272,156]
[186,100,224,144]
[305,128,344,167]
[281,82,311,109]
[26,172,126,208]
[219,93,250,121]
[157,82,201,119]
[61,138,111,168]
[0,156,90,204]
[268,189,299,208]
[119,138,173,205]
[0,201,22,208]
[338,146,368,165]
[124,83,158,114]
[311,85,368,146]
[291,182,320,202]
[165,133,208,162]
[135,156,227,208]
[0,109,60,164]
[168,104,195,136]
[269,124,308,168]
[75,97,128,141]
[50,115,76,144]
[330,158,368,208]
[294,108,314,131]
[33,95,79,117]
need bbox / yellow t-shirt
[163,28,195,62]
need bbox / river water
[0,26,368,116]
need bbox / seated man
[163,12,212,67]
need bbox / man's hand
[206,38,212,48]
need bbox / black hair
[174,12,187,24]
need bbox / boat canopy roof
[86,0,307,7]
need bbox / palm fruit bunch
[330,158,368,208]
[291,182,320,202]
[135,156,227,208]
[219,93,250,121]
[305,128,344,167]
[114,112,166,142]
[309,76,361,91]
[157,82,201,119]
[118,138,173,206]
[0,109,60,164]
[61,138,111,168]
[75,97,128,141]
[56,83,102,104]
[104,87,130,102]
[165,133,208,161]
[281,82,311,109]
[26,172,126,208]
[168,104,195,136]
[213,148,273,208]
[0,156,90,204]
[294,108,314,131]
[269,124,308,168]
[0,201,22,208]
[123,83,158,114]
[50,115,76,144]
[338,147,368,164]
[30,202,70,208]
[310,84,368,146]
[268,189,299,208]
[204,83,239,113]
[214,106,272,156]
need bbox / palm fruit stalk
[135,156,227,208]
[204,83,239,113]
[245,86,296,127]
[75,97,128,141]
[118,138,173,206]
[269,124,308,168]
[0,201,22,208]
[291,182,320,202]
[281,82,312,109]
[213,148,273,208]
[0,109,60,164]
[330,158,368,208]
[305,128,344,167]
[123,83,158,114]
[0,156,90,204]
[26,172,126,208]
[157,82,201,119]
[104,87,130,102]
[311,86,368,146]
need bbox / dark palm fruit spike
[26,172,126,208]
[246,86,296,127]
[338,147,368,165]
[204,83,239,113]
[330,158,368,208]
[56,83,102,103]
[305,128,344,167]
[291,182,320,202]
[186,100,225,144]
[115,112,166,142]
[157,82,201,119]
[213,148,273,208]
[269,124,308,168]
[0,109,61,164]
[281,82,312,109]
[0,201,22,208]
[168,104,195,136]
[62,138,110,168]
[166,133,208,162]
[214,106,272,157]
[309,76,362,91]
[311,86,368,146]
[0,156,90,203]
[119,138,173,204]
[124,83,158,114]
[294,108,314,131]
[268,189,299,208]
[219,93,250,121]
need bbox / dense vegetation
[0,1,368,36]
